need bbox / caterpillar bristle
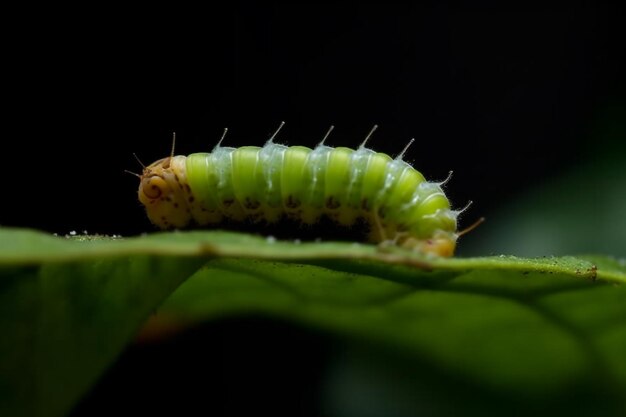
[170,132,176,159]
[317,125,335,147]
[458,216,485,237]
[359,124,378,149]
[213,127,229,150]
[124,169,142,179]
[395,138,415,161]
[438,170,454,187]
[132,153,146,169]
[266,121,286,145]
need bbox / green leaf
[1,226,625,417]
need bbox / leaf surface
[1,227,625,416]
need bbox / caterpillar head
[138,156,192,229]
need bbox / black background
[4,4,626,417]
[3,5,625,240]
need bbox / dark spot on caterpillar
[189,196,195,203]
[161,216,166,221]
[326,196,340,209]
[589,264,598,281]
[287,209,304,219]
[223,198,234,207]
[174,174,181,184]
[247,212,263,222]
[361,198,369,210]
[151,185,158,190]
[286,195,301,209]
[184,184,191,192]
[200,207,208,212]
[244,197,261,210]
[174,203,179,208]
[165,196,172,202]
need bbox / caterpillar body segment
[138,141,459,256]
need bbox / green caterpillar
[136,125,461,256]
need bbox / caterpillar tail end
[400,235,457,257]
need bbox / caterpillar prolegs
[136,125,464,257]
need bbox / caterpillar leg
[371,206,388,242]
[372,207,409,250]
[391,231,410,245]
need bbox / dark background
[4,5,624,246]
[4,5,626,417]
